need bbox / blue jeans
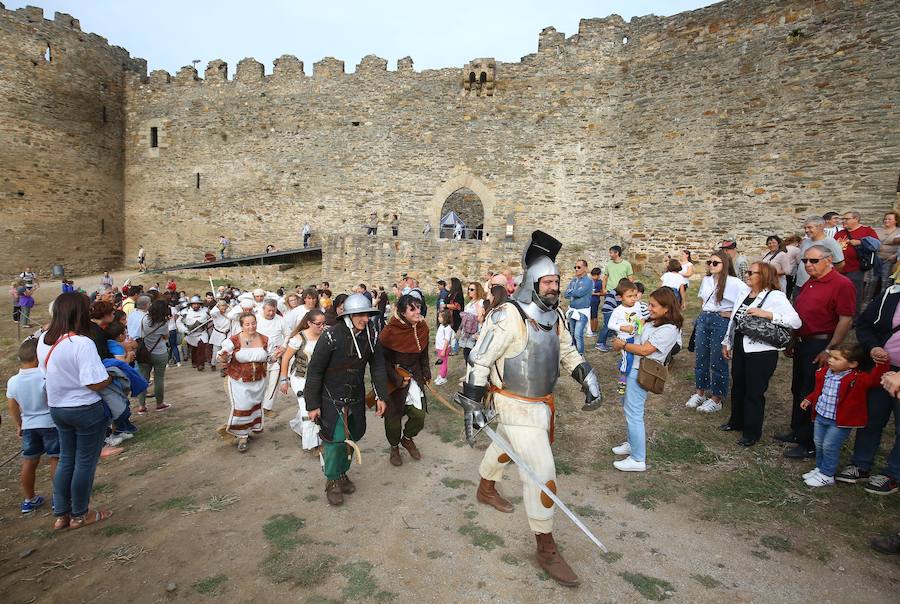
[168,329,181,363]
[694,312,730,397]
[814,416,852,477]
[49,402,107,517]
[850,385,900,479]
[568,311,588,354]
[596,310,613,347]
[623,368,648,462]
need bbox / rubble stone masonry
[2,1,898,287]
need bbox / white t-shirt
[661,272,685,290]
[37,335,108,408]
[283,306,310,337]
[6,368,54,429]
[435,324,454,350]
[698,275,751,313]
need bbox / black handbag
[734,291,792,348]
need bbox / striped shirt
[815,369,851,420]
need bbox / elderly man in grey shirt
[795,216,845,289]
[127,295,151,339]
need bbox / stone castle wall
[2,0,898,284]
[0,4,146,277]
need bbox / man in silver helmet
[304,293,388,506]
[454,230,602,587]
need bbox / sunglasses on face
[801,258,823,264]
[467,287,476,291]
[574,265,584,270]
[706,260,722,266]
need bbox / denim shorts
[22,427,60,459]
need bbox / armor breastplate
[501,319,560,397]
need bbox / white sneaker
[612,442,632,455]
[805,473,835,487]
[613,456,646,472]
[802,467,821,480]
[697,399,723,413]
[118,432,134,441]
[105,434,125,447]
[176,362,182,367]
[685,394,705,408]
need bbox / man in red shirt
[780,244,856,459]
[835,210,879,313]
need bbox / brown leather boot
[325,480,344,506]
[535,533,580,587]
[400,436,421,460]
[476,478,514,513]
[338,473,356,494]
[389,446,403,466]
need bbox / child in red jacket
[800,343,888,487]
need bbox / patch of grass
[555,458,575,475]
[100,524,143,537]
[374,591,398,602]
[501,553,523,566]
[653,431,717,465]
[458,523,505,550]
[600,551,623,564]
[441,477,475,489]
[427,550,446,559]
[750,550,770,560]
[153,495,195,511]
[620,571,675,601]
[263,514,308,551]
[306,597,341,604]
[760,535,791,552]
[29,527,56,540]
[700,463,816,524]
[205,494,239,512]
[261,551,336,587]
[464,510,477,519]
[634,531,649,540]
[304,494,319,502]
[136,421,188,455]
[690,573,722,589]
[128,462,161,477]
[339,561,378,601]
[437,421,459,443]
[508,495,523,504]
[809,541,833,562]
[536,571,551,581]
[92,482,114,495]
[573,504,605,519]
[625,482,675,510]
[193,574,228,595]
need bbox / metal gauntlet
[572,362,602,411]
[454,383,489,446]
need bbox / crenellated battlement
[0,3,147,75]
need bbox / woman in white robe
[279,309,326,450]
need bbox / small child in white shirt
[608,281,648,396]
[6,338,58,513]
[434,310,454,385]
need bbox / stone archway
[439,187,484,239]
[427,173,497,240]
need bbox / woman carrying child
[610,288,683,472]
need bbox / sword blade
[482,425,607,553]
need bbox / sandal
[153,403,171,412]
[53,514,71,531]
[237,437,249,453]
[136,407,148,415]
[69,509,112,529]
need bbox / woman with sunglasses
[685,250,750,413]
[378,294,431,466]
[280,309,327,451]
[459,282,486,363]
[721,263,800,446]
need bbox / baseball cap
[719,238,737,250]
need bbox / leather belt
[797,333,830,342]
[489,385,557,444]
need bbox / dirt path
[0,270,897,602]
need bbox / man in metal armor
[455,230,602,587]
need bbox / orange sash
[489,385,557,444]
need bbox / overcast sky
[7,1,718,74]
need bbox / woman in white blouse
[37,293,113,530]
[721,263,801,446]
[685,251,750,414]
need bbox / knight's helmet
[513,230,562,312]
